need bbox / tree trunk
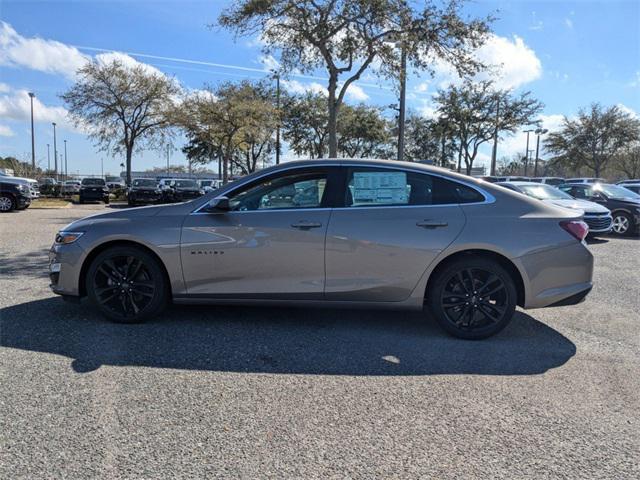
[125,146,133,186]
[327,74,338,159]
[222,153,229,184]
[456,137,463,173]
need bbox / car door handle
[416,220,448,229]
[291,221,323,229]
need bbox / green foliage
[544,103,640,177]
[218,0,492,157]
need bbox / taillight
[560,220,589,241]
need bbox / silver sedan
[49,159,594,339]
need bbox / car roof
[497,181,546,186]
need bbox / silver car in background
[49,159,594,339]
[496,181,613,235]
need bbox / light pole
[490,96,500,176]
[63,140,68,180]
[523,128,535,175]
[46,144,50,172]
[397,43,407,162]
[59,153,64,179]
[101,158,104,178]
[28,92,36,169]
[533,128,548,177]
[52,122,58,180]
[274,73,281,165]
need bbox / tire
[104,197,110,205]
[426,257,517,340]
[0,195,16,212]
[85,245,168,323]
[611,212,634,236]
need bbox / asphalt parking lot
[1,204,639,479]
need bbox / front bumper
[16,193,31,208]
[584,213,613,233]
[518,240,594,309]
[49,242,85,296]
[80,189,109,201]
[129,191,161,203]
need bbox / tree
[545,104,640,177]
[219,0,491,158]
[402,113,457,166]
[337,104,391,157]
[61,59,179,185]
[282,92,330,158]
[613,143,640,179]
[435,80,543,174]
[173,81,278,182]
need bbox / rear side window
[344,168,485,207]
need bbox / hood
[61,204,166,232]
[546,198,610,214]
[0,176,30,185]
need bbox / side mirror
[206,196,230,212]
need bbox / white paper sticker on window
[351,172,408,205]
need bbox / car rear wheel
[86,246,168,323]
[0,195,16,212]
[611,212,633,236]
[426,257,517,340]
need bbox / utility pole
[46,144,50,172]
[275,73,281,165]
[101,158,104,178]
[166,144,170,171]
[523,129,535,176]
[52,123,58,181]
[397,43,407,162]
[490,96,500,176]
[28,92,36,169]
[533,128,548,177]
[64,140,68,180]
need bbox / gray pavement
[1,204,639,478]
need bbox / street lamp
[533,128,549,177]
[28,92,36,169]
[64,140,68,179]
[46,143,50,172]
[52,122,58,180]
[523,128,536,176]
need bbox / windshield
[81,178,105,186]
[175,180,197,188]
[518,184,573,200]
[133,179,157,187]
[65,181,80,185]
[200,180,213,187]
[596,184,640,200]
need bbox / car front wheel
[611,212,634,236]
[0,195,16,212]
[426,257,517,340]
[86,246,168,323]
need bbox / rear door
[325,166,473,302]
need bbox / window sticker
[351,171,409,205]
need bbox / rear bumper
[518,241,594,309]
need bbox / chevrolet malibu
[50,160,594,339]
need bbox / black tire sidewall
[427,258,517,340]
[86,246,168,323]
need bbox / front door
[180,168,334,298]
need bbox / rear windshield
[175,180,198,188]
[132,179,157,187]
[518,184,574,200]
[81,178,105,186]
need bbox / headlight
[16,184,26,191]
[199,190,205,195]
[55,231,84,245]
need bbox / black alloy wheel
[86,246,168,323]
[427,257,517,339]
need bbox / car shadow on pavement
[0,249,50,278]
[1,298,576,376]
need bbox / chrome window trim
[191,161,495,214]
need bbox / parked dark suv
[79,178,110,204]
[0,180,32,212]
[127,178,161,206]
[559,183,640,236]
[162,179,203,203]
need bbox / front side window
[344,168,484,207]
[229,171,328,211]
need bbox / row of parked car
[483,177,640,237]
[127,178,222,206]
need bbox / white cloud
[0,21,89,79]
[617,103,638,119]
[282,79,328,96]
[0,87,75,131]
[0,125,15,137]
[498,114,565,159]
[259,54,280,73]
[426,34,542,91]
[343,83,369,101]
[94,51,164,77]
[564,18,574,29]
[0,82,10,93]
[627,71,640,88]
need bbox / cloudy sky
[1,0,638,176]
